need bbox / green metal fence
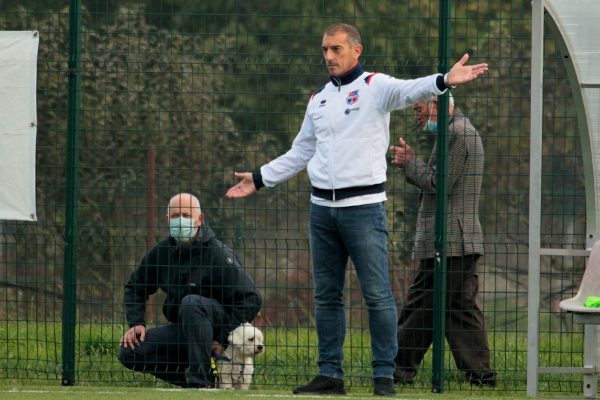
[0,0,590,395]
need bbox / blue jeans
[309,202,397,379]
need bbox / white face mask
[169,217,197,243]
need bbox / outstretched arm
[446,53,488,86]
[226,172,257,199]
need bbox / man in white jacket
[226,23,487,396]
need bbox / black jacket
[124,222,261,342]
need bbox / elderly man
[118,193,262,388]
[390,95,496,387]
[226,22,487,396]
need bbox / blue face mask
[169,217,197,243]
[424,119,438,133]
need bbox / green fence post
[61,0,82,386]
[432,0,452,393]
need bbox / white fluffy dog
[216,322,264,390]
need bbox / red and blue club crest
[346,90,359,105]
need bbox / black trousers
[395,255,495,380]
[119,295,225,387]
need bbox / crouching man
[119,193,262,389]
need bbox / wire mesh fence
[0,0,591,395]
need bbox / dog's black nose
[257,345,264,350]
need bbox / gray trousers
[119,295,225,387]
[395,255,495,381]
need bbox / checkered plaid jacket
[402,109,484,260]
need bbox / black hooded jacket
[124,222,262,343]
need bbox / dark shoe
[467,372,496,388]
[393,367,415,385]
[373,377,396,396]
[184,383,213,389]
[293,375,346,395]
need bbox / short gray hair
[431,92,454,108]
[324,23,361,46]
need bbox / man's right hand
[120,325,146,349]
[225,172,257,198]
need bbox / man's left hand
[446,53,488,86]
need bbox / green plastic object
[584,296,600,308]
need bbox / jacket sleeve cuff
[436,74,448,91]
[252,169,265,190]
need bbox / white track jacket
[259,65,446,203]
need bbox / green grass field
[0,321,587,398]
[0,386,528,400]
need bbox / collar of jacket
[329,64,364,87]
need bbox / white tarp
[0,31,39,221]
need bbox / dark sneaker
[184,383,213,389]
[293,375,346,395]
[373,377,396,396]
[393,367,415,385]
[467,372,497,388]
